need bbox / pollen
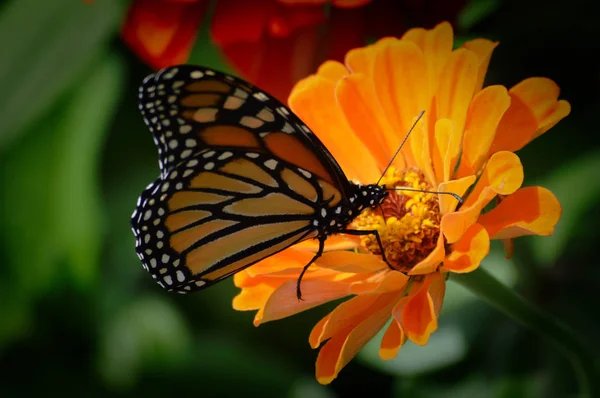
[352,167,441,273]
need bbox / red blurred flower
[122,0,467,101]
[122,0,209,68]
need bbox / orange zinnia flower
[232,22,569,384]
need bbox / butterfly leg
[296,237,326,301]
[341,229,392,269]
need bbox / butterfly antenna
[376,110,463,203]
[387,187,463,203]
[376,110,425,185]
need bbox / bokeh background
[0,0,598,397]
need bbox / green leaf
[453,268,599,398]
[442,245,518,314]
[51,54,125,288]
[530,151,600,265]
[0,54,124,301]
[0,0,124,148]
[97,295,193,389]
[187,334,299,397]
[394,374,544,398]
[458,0,501,31]
[288,378,335,398]
[187,0,233,73]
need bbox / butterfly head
[351,183,388,212]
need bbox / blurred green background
[0,0,598,397]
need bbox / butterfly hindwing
[130,147,336,293]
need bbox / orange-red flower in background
[122,0,210,68]
[121,0,467,102]
[232,22,569,384]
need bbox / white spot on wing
[264,159,278,170]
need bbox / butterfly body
[131,65,387,295]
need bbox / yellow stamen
[352,167,441,273]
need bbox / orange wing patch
[264,132,334,184]
[200,125,263,149]
[220,158,279,187]
[165,210,211,232]
[319,180,342,207]
[201,229,313,281]
[190,172,262,194]
[187,220,310,276]
[186,79,231,93]
[169,191,231,211]
[181,93,222,107]
[171,219,238,254]
[281,168,318,202]
[223,193,314,217]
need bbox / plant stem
[452,268,597,398]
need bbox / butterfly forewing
[138,65,349,194]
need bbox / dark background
[0,0,598,397]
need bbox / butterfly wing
[130,147,345,293]
[138,65,352,198]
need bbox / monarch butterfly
[130,65,454,299]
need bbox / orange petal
[438,175,476,215]
[478,186,561,239]
[456,85,511,178]
[441,186,496,244]
[310,312,332,348]
[234,269,285,288]
[311,292,390,347]
[490,78,571,154]
[379,318,405,360]
[258,279,352,325]
[233,269,253,287]
[403,21,453,96]
[428,272,446,317]
[288,75,380,182]
[432,118,460,183]
[317,60,349,82]
[462,150,524,209]
[371,39,429,166]
[442,223,490,273]
[317,251,387,273]
[294,234,360,252]
[435,48,478,139]
[350,269,409,295]
[345,43,376,74]
[408,233,445,275]
[461,39,498,95]
[315,291,400,384]
[443,152,521,243]
[401,27,426,48]
[402,22,453,175]
[246,248,313,276]
[232,282,276,311]
[401,275,438,345]
[244,249,348,283]
[336,73,402,169]
[409,118,437,187]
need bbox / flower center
[351,167,441,273]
